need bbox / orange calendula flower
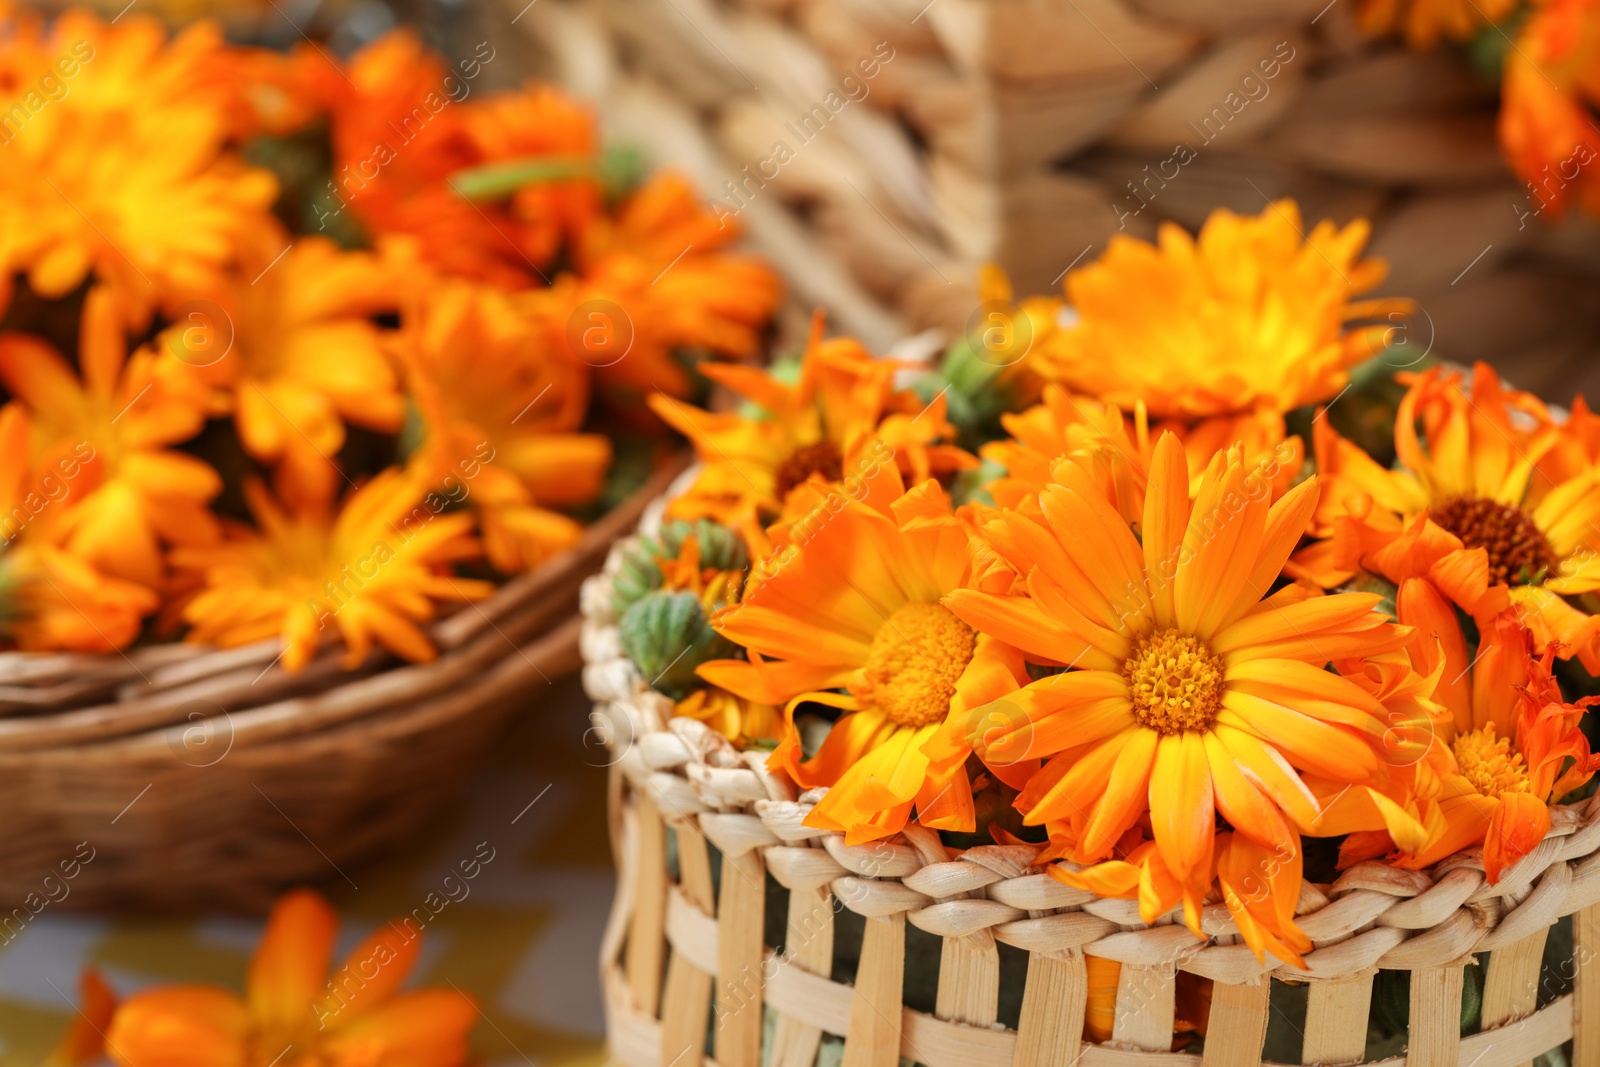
[312,31,599,290]
[1499,0,1600,220]
[1032,201,1409,453]
[394,281,611,574]
[698,465,1030,845]
[45,968,117,1067]
[107,888,478,1067]
[553,172,783,401]
[0,286,219,589]
[173,470,492,672]
[979,384,1303,529]
[1294,362,1600,670]
[158,232,406,512]
[0,10,277,326]
[0,403,158,652]
[942,434,1409,924]
[1346,601,1600,883]
[649,316,974,552]
[1355,0,1517,48]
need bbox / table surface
[0,671,613,1067]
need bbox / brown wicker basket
[581,494,1600,1067]
[0,454,688,912]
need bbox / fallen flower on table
[105,888,478,1067]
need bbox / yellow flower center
[1430,496,1556,587]
[1453,724,1531,799]
[858,602,976,728]
[1123,628,1225,735]
[774,440,843,500]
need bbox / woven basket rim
[0,452,692,759]
[580,486,1600,986]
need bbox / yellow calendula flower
[0,9,277,326]
[394,280,611,574]
[157,231,407,512]
[942,435,1410,926]
[1034,201,1410,431]
[699,464,1031,845]
[674,688,782,746]
[1295,362,1600,670]
[0,286,219,589]
[649,315,974,553]
[173,469,492,671]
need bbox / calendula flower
[158,232,406,512]
[173,469,492,671]
[0,286,219,589]
[0,402,156,652]
[675,687,783,745]
[1499,0,1600,220]
[1354,0,1517,48]
[697,466,1030,844]
[979,385,1303,529]
[394,281,610,574]
[44,968,116,1067]
[1033,202,1410,429]
[1214,832,1313,967]
[1346,602,1600,883]
[1302,629,1452,866]
[0,10,277,326]
[557,173,783,401]
[107,888,478,1067]
[313,31,597,290]
[942,434,1408,924]
[1293,362,1600,670]
[1064,825,1312,967]
[649,316,974,552]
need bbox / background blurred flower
[106,888,477,1066]
[157,231,405,512]
[395,280,610,574]
[174,470,490,671]
[0,10,277,327]
[0,286,219,589]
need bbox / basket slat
[628,793,670,1017]
[1112,963,1177,1052]
[716,849,767,1067]
[934,932,1000,1026]
[1201,977,1269,1067]
[1407,965,1464,1067]
[1014,952,1088,1067]
[1301,971,1375,1065]
[1479,928,1550,1067]
[1574,901,1600,1067]
[660,823,717,1067]
[841,913,906,1067]
[771,886,834,1067]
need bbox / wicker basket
[581,493,1600,1067]
[0,455,688,912]
[504,0,1600,404]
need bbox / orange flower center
[774,440,843,499]
[859,601,976,728]
[1453,724,1531,799]
[1430,496,1556,587]
[1123,628,1225,735]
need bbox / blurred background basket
[0,456,685,913]
[501,0,1600,402]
